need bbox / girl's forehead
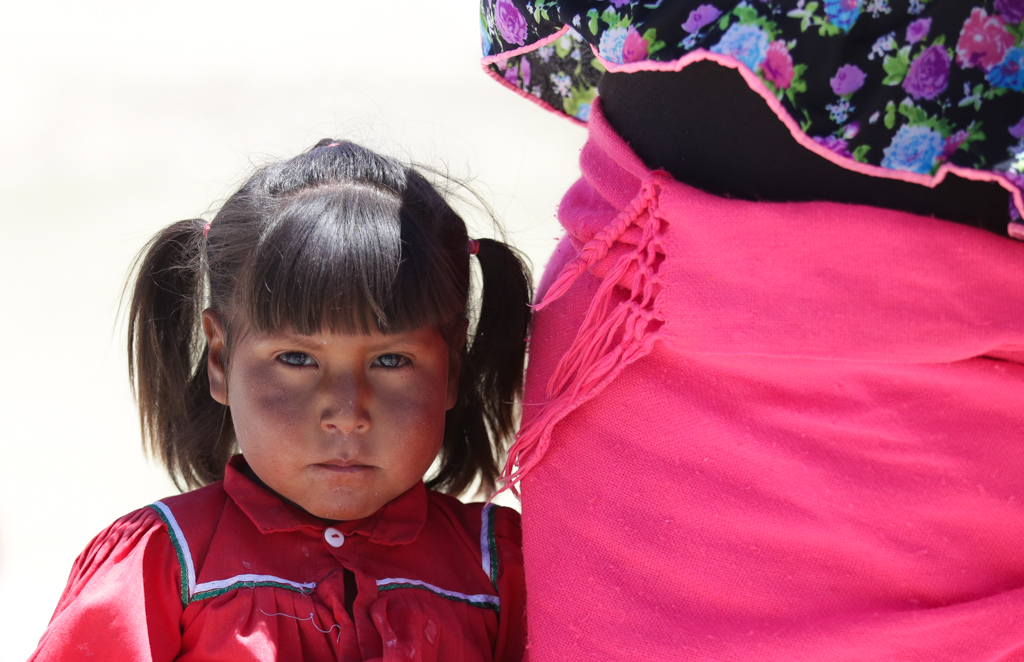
[245,325,447,349]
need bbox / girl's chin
[301,492,386,522]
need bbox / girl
[30,140,531,661]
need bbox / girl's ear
[202,310,229,406]
[446,319,469,411]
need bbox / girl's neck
[598,63,1010,236]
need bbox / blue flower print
[599,26,629,64]
[481,18,493,55]
[881,124,945,174]
[824,0,862,33]
[710,23,770,72]
[575,103,592,121]
[986,47,1024,92]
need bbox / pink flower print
[812,135,853,158]
[942,130,969,158]
[762,40,794,89]
[682,4,722,33]
[830,64,866,96]
[995,0,1024,24]
[903,44,950,100]
[504,65,520,86]
[495,0,528,46]
[956,8,1014,71]
[905,17,931,44]
[1010,115,1024,139]
[520,58,531,87]
[622,27,649,63]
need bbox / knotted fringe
[500,174,670,496]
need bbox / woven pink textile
[516,99,1024,661]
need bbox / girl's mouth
[316,461,374,473]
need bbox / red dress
[30,455,526,661]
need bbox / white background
[0,2,586,658]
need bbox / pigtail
[431,238,532,496]
[126,219,234,490]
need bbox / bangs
[238,183,466,336]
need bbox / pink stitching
[591,47,1024,222]
[480,64,587,128]
[482,37,1024,224]
[480,25,571,65]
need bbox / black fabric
[599,63,1011,235]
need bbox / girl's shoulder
[424,490,523,550]
[31,498,190,660]
[54,481,229,613]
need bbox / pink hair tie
[468,239,480,255]
[203,222,211,238]
[326,142,340,147]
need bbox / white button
[324,527,345,548]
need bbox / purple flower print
[843,122,860,139]
[881,124,945,174]
[1005,170,1024,197]
[824,0,862,33]
[710,23,770,73]
[956,8,1014,70]
[520,58,531,87]
[905,17,931,44]
[1010,115,1024,139]
[682,4,722,33]
[812,135,853,158]
[995,0,1024,24]
[762,40,794,89]
[495,0,527,46]
[986,46,1024,91]
[622,27,650,63]
[830,64,866,96]
[504,65,520,86]
[902,45,950,100]
[609,0,632,6]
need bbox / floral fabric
[480,0,1024,234]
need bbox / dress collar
[223,455,427,545]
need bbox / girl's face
[203,312,458,521]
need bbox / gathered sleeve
[492,506,527,662]
[30,507,183,662]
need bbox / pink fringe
[499,174,670,496]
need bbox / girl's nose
[320,373,371,434]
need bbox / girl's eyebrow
[265,330,432,351]
[258,332,327,350]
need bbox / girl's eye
[373,354,409,369]
[278,352,317,367]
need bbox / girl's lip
[317,460,373,471]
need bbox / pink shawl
[511,99,1024,660]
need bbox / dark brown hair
[127,140,532,497]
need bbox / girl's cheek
[377,371,449,419]
[236,363,313,428]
